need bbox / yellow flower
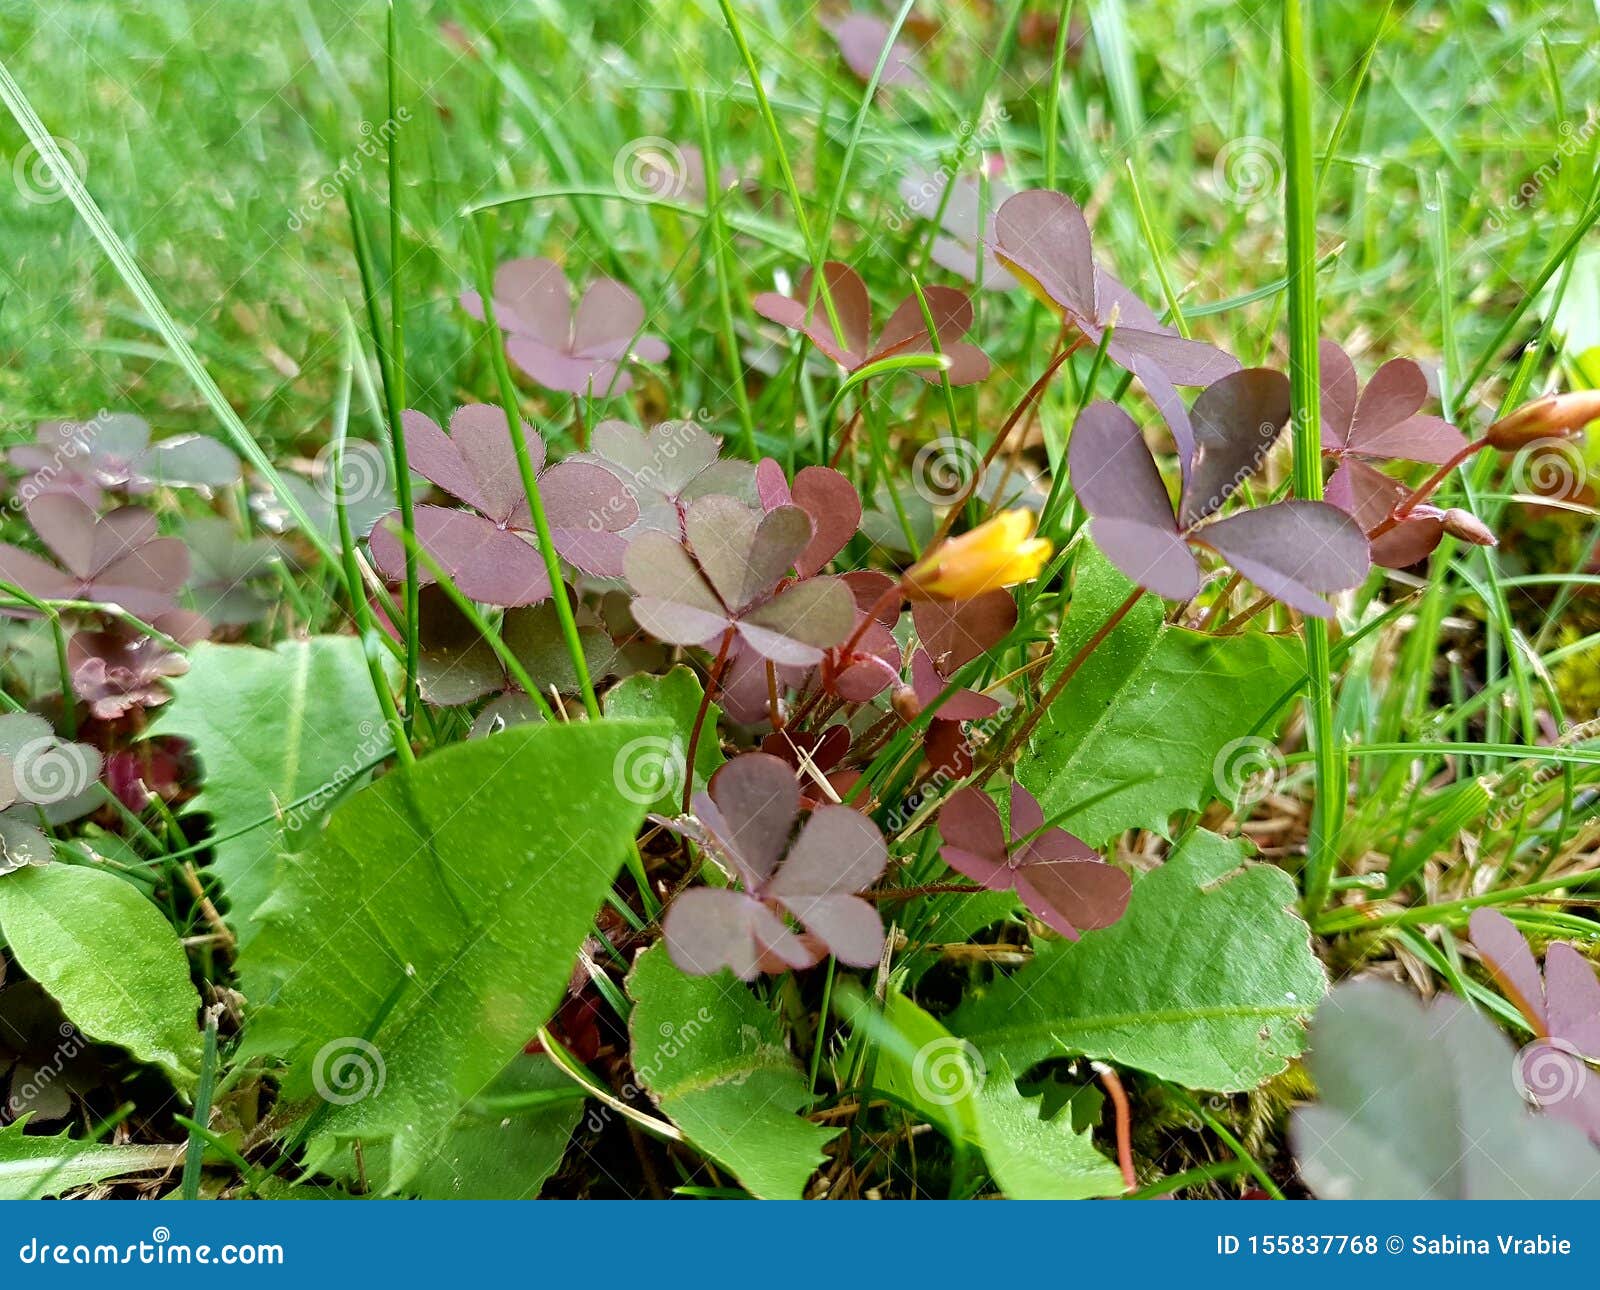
[903,510,1053,600]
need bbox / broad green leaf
[603,666,723,814]
[0,864,202,1094]
[626,942,837,1199]
[405,1055,584,1199]
[1019,547,1302,845]
[846,990,1122,1198]
[1293,980,1600,1199]
[0,1119,183,1199]
[239,719,662,1191]
[153,637,392,944]
[950,831,1325,1091]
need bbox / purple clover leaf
[1069,371,1370,616]
[367,404,637,607]
[754,262,990,386]
[461,258,668,397]
[990,190,1238,402]
[624,496,854,666]
[0,496,189,620]
[938,782,1131,940]
[662,752,887,978]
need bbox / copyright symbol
[1386,1236,1403,1254]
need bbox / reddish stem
[1369,440,1489,537]
[992,586,1143,767]
[1096,1064,1138,1192]
[683,627,735,815]
[926,340,1079,548]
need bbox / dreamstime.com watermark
[17,1228,284,1266]
[6,409,114,511]
[1486,112,1599,232]
[287,110,412,232]
[584,1007,716,1133]
[883,103,1012,235]
[11,135,86,204]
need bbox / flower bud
[1441,508,1496,546]
[1485,390,1600,450]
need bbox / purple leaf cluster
[1317,341,1490,567]
[939,782,1130,939]
[463,258,668,397]
[68,610,206,721]
[7,414,240,507]
[1069,369,1370,616]
[1470,908,1600,1142]
[662,752,886,978]
[368,404,637,606]
[0,496,189,620]
[754,262,989,385]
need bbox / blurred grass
[3,1,1596,446]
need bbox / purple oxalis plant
[624,495,855,667]
[754,262,990,385]
[8,414,240,508]
[1470,908,1600,1142]
[938,782,1131,940]
[462,257,668,397]
[662,752,887,978]
[0,496,189,620]
[1069,369,1371,617]
[1317,340,1492,567]
[990,189,1239,398]
[367,404,637,606]
[68,609,207,721]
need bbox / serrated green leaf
[0,864,202,1094]
[949,830,1325,1091]
[626,942,836,1199]
[404,1054,584,1199]
[153,637,392,944]
[0,1119,183,1199]
[603,666,723,815]
[1019,547,1302,845]
[846,990,1123,1198]
[238,719,662,1191]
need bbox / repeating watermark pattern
[1486,113,1599,231]
[311,1036,386,1105]
[883,103,1011,235]
[286,110,411,232]
[1488,715,1600,829]
[1211,136,1284,207]
[912,436,986,507]
[1513,1037,1589,1112]
[12,136,86,204]
[10,736,99,805]
[910,1035,985,1106]
[4,1022,85,1120]
[1509,436,1589,501]
[584,1006,715,1133]
[613,136,690,202]
[1211,735,1287,809]
[6,409,113,510]
[612,734,687,805]
[280,720,387,833]
[311,439,391,508]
